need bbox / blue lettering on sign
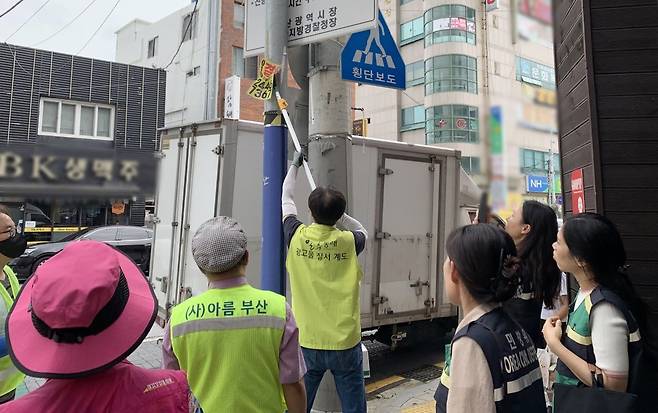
[341,11,406,90]
[526,175,549,193]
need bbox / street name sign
[245,0,377,57]
[340,11,406,90]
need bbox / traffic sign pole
[307,40,353,412]
[261,0,288,295]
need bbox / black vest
[504,267,543,347]
[435,307,546,413]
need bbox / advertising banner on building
[526,174,562,193]
[517,104,557,133]
[0,144,157,199]
[224,75,241,120]
[490,106,507,211]
[516,0,553,46]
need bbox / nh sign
[244,0,377,57]
[526,175,549,193]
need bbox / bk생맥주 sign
[0,144,156,199]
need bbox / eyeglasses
[0,226,16,238]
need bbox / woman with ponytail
[505,201,564,348]
[434,224,545,413]
[544,213,651,397]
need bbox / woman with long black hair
[543,213,649,396]
[505,201,563,347]
[434,224,545,413]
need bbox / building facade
[115,0,268,126]
[0,43,165,242]
[355,0,560,213]
[553,0,658,339]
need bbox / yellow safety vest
[170,284,287,413]
[0,266,24,397]
[286,223,363,350]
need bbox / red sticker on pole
[571,168,585,214]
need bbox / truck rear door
[374,155,440,319]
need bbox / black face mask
[0,232,27,259]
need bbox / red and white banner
[571,169,585,214]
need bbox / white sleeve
[590,302,629,376]
[282,166,299,219]
[335,213,368,239]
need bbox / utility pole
[288,46,310,153]
[548,145,555,207]
[261,0,288,295]
[204,0,219,120]
[306,40,352,412]
[308,41,352,202]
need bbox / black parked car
[10,226,153,282]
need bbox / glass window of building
[425,55,477,94]
[182,11,198,42]
[401,105,426,131]
[460,156,481,174]
[147,36,158,58]
[234,2,245,29]
[39,99,114,140]
[232,47,245,77]
[520,149,561,174]
[400,0,416,4]
[424,5,476,46]
[426,105,479,143]
[406,61,425,87]
[400,16,424,45]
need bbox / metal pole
[307,40,352,413]
[308,41,352,202]
[548,145,555,206]
[261,0,288,295]
[204,0,219,120]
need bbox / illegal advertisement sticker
[247,59,280,100]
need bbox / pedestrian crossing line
[366,375,409,399]
[401,400,436,413]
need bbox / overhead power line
[0,0,25,19]
[76,0,122,55]
[5,0,54,42]
[162,0,199,70]
[32,0,101,47]
[3,0,123,84]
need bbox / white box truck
[150,119,481,345]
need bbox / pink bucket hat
[6,240,157,378]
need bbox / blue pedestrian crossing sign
[341,11,406,90]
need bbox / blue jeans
[302,344,366,413]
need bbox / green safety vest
[0,266,24,397]
[286,223,363,350]
[170,284,287,413]
[555,286,642,387]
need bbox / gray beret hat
[191,216,247,274]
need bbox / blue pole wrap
[261,118,287,294]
